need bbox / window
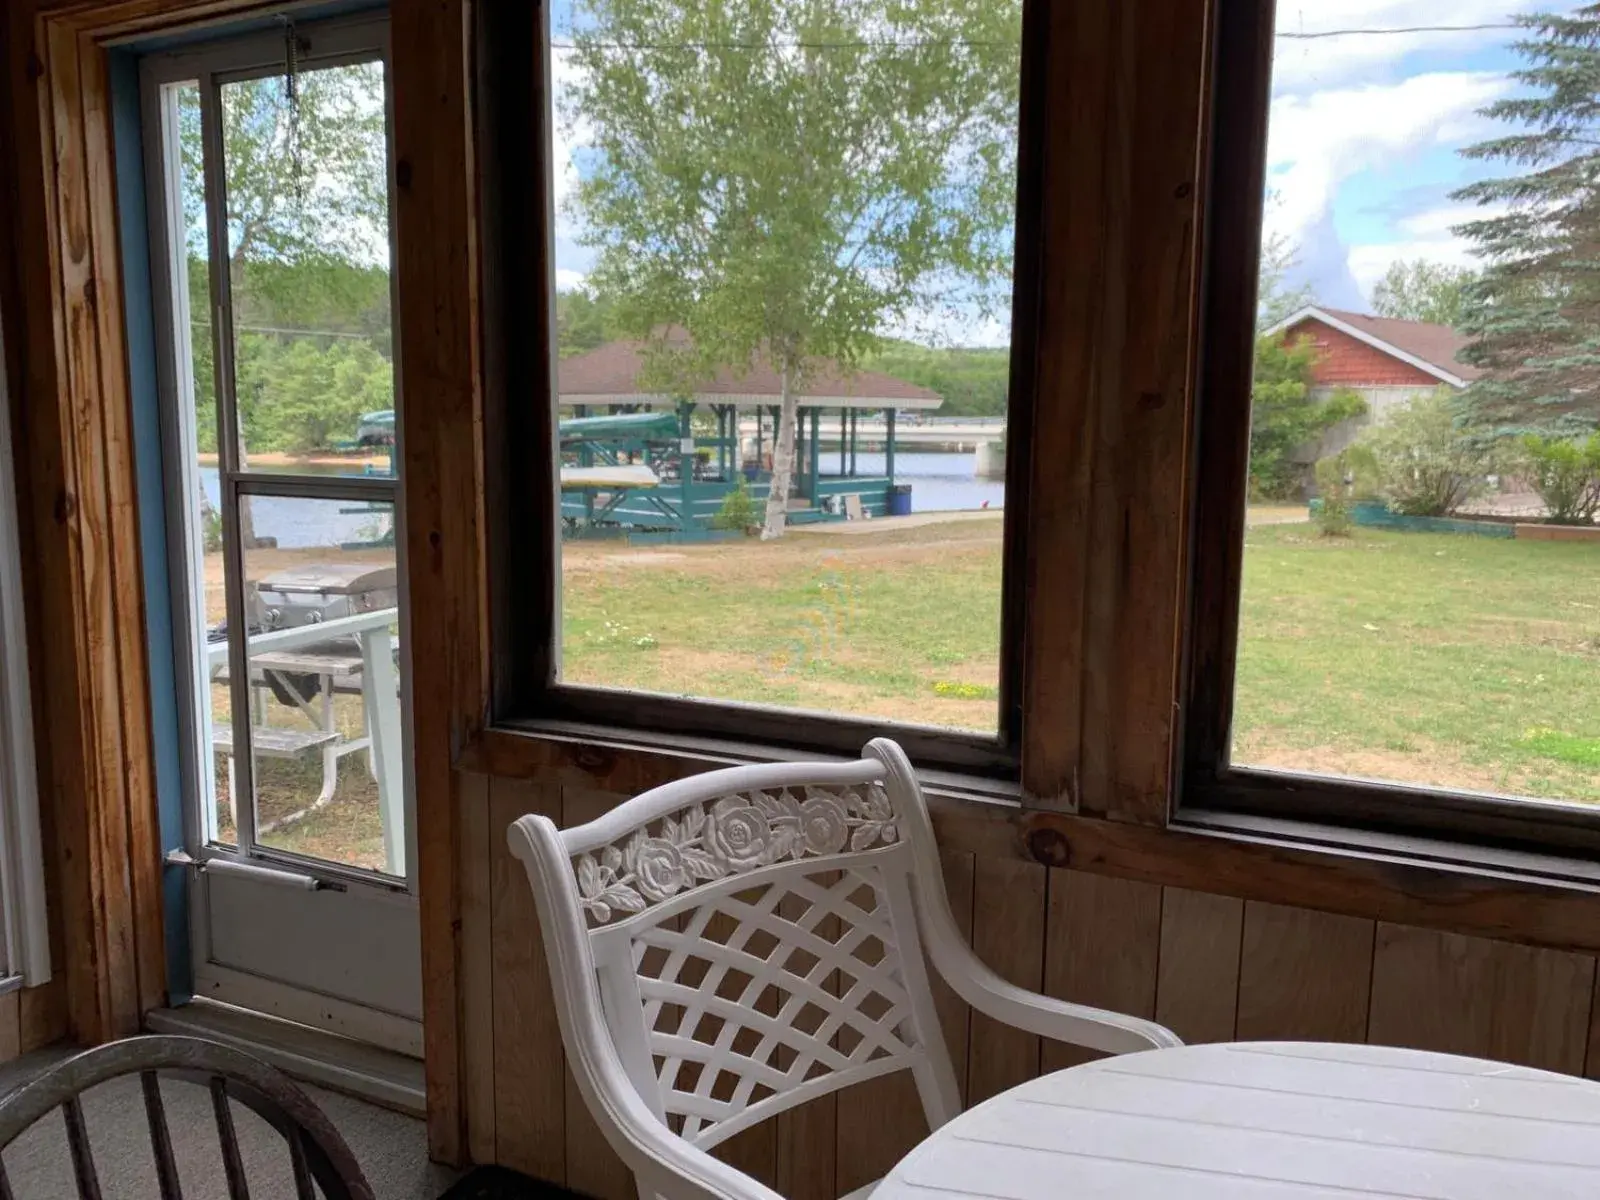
[1186,0,1600,850]
[488,0,1030,768]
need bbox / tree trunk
[761,364,801,539]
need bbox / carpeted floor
[436,1165,579,1199]
[0,1046,462,1198]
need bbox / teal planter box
[1307,499,1514,538]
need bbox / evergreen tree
[1453,6,1600,434]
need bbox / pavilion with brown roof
[555,337,944,536]
[557,336,944,410]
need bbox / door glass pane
[166,79,233,846]
[547,0,1021,733]
[237,494,403,875]
[220,62,395,477]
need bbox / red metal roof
[556,335,943,408]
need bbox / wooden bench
[211,723,340,759]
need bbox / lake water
[201,450,1002,546]
[844,451,1005,513]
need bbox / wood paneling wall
[459,766,1600,1193]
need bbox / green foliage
[859,341,1010,416]
[564,0,1021,534]
[557,289,619,357]
[176,61,394,458]
[1358,388,1496,516]
[234,335,393,454]
[1250,333,1367,499]
[1452,9,1600,433]
[1370,260,1478,328]
[711,480,760,532]
[1313,446,1378,537]
[1519,433,1600,525]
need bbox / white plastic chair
[508,737,1181,1200]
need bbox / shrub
[711,480,759,531]
[1359,388,1496,516]
[1249,333,1367,499]
[1312,446,1377,537]
[1520,433,1600,525]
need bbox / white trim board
[146,997,425,1116]
[1264,305,1466,389]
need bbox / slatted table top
[875,1042,1600,1200]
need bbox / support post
[678,402,694,534]
[808,408,821,502]
[361,628,405,877]
[839,407,847,475]
[886,408,897,488]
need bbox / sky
[545,1,1583,339]
[1267,1,1581,311]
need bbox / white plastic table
[874,1042,1600,1199]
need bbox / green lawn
[274,512,1600,869]
[559,523,1005,731]
[1233,523,1600,803]
[561,516,1600,805]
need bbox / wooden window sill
[460,722,1600,954]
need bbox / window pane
[236,495,403,875]
[220,62,395,477]
[165,80,233,847]
[1234,5,1600,805]
[547,0,1021,733]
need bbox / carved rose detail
[571,784,902,925]
[703,799,774,869]
[635,837,688,902]
[799,794,849,855]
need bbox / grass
[262,511,1600,869]
[559,522,1005,731]
[1232,523,1600,802]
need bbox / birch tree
[562,0,1020,536]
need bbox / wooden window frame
[475,0,1041,780]
[1177,0,1600,866]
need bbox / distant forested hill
[860,340,1009,417]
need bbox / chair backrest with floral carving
[510,739,962,1155]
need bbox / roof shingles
[1307,307,1482,382]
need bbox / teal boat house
[556,339,942,539]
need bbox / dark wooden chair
[0,1034,375,1199]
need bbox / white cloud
[1346,201,1505,296]
[1264,71,1509,252]
[1270,0,1538,93]
[549,47,590,237]
[554,267,588,290]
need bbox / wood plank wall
[459,767,1600,1193]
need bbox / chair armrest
[865,740,1181,1059]
[926,927,1182,1056]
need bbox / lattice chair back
[510,738,965,1197]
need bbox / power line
[1277,23,1518,40]
[191,320,382,341]
[550,22,1525,51]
